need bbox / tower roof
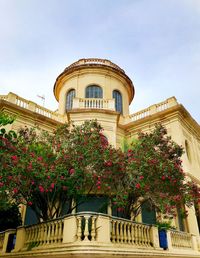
[53,58,135,103]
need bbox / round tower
[54,58,134,116]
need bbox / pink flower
[30,152,35,158]
[50,183,55,189]
[105,161,112,167]
[60,176,64,180]
[47,175,50,179]
[27,201,33,206]
[69,168,75,175]
[31,181,35,185]
[11,155,17,161]
[37,156,43,162]
[161,176,166,180]
[0,182,4,187]
[13,188,18,194]
[39,185,44,192]
[139,176,144,180]
[97,185,101,190]
[135,183,141,189]
[96,180,101,186]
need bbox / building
[0,58,200,257]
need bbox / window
[76,195,108,214]
[113,90,123,114]
[141,201,157,224]
[66,89,75,111]
[85,85,102,98]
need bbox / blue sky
[0,0,200,122]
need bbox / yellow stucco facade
[0,58,200,258]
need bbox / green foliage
[0,120,199,222]
[0,120,125,221]
[156,221,175,230]
[114,124,200,219]
[0,112,15,126]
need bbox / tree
[0,112,22,230]
[0,120,125,221]
[114,124,200,220]
[0,117,199,223]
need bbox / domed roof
[53,58,135,103]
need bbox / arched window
[85,85,102,98]
[113,90,123,114]
[66,89,75,111]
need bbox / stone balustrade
[76,213,97,241]
[66,58,125,73]
[72,98,115,111]
[111,217,152,247]
[1,212,199,257]
[0,95,8,101]
[23,217,64,250]
[170,230,192,249]
[0,92,63,122]
[129,97,178,122]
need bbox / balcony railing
[65,58,125,73]
[170,230,192,249]
[128,97,178,122]
[0,93,63,122]
[0,212,200,257]
[72,98,115,111]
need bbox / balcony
[72,98,115,111]
[0,212,200,258]
[128,97,178,122]
[0,93,63,122]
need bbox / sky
[0,0,200,122]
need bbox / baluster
[143,226,147,246]
[90,216,96,241]
[54,221,58,243]
[46,222,51,245]
[29,226,35,243]
[127,223,131,244]
[50,222,55,243]
[43,224,48,245]
[141,225,145,245]
[25,228,30,248]
[138,225,142,245]
[57,220,62,243]
[146,226,151,246]
[124,223,128,244]
[83,215,90,241]
[111,220,115,243]
[39,224,44,246]
[36,224,41,246]
[77,217,82,241]
[135,224,139,246]
[131,224,134,245]
[116,221,120,243]
[120,222,124,243]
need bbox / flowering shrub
[114,125,200,219]
[0,120,125,221]
[0,117,199,222]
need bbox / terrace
[0,212,200,258]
